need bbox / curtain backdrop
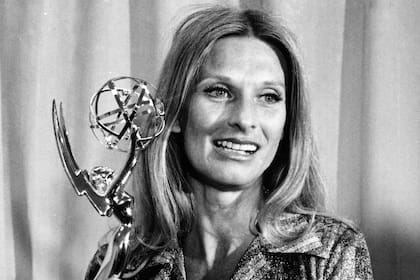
[1,0,419,279]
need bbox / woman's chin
[191,169,263,191]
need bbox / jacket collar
[257,213,330,259]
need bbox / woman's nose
[227,97,257,132]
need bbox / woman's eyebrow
[199,75,284,85]
[195,76,233,88]
[197,74,285,94]
[262,81,285,90]
[198,74,231,83]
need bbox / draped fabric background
[1,0,419,279]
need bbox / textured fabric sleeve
[326,229,374,280]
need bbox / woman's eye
[204,86,231,99]
[261,93,283,104]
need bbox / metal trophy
[52,76,165,279]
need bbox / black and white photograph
[1,1,419,279]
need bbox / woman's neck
[183,178,263,279]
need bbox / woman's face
[182,36,286,190]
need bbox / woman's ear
[171,120,181,133]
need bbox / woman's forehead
[199,36,285,85]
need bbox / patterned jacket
[85,214,373,279]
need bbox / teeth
[216,140,258,153]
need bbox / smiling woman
[182,36,286,190]
[85,5,373,280]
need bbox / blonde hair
[133,5,325,251]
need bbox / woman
[86,6,373,280]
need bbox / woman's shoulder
[276,212,363,237]
[309,214,372,276]
[270,213,370,258]
[310,214,368,251]
[271,213,373,278]
[312,214,362,235]
[311,214,373,278]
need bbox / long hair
[133,5,326,250]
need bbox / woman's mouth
[214,140,258,155]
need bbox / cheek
[261,114,286,171]
[183,99,217,156]
[184,96,223,136]
[262,108,286,142]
